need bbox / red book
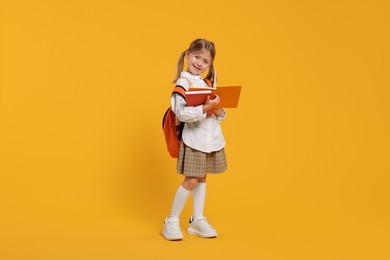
[185,86,242,109]
[185,89,215,107]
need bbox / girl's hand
[202,94,220,113]
[214,108,224,117]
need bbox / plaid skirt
[177,142,227,177]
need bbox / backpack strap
[171,86,186,100]
[204,78,213,88]
[170,77,194,141]
[171,77,192,100]
[178,121,185,141]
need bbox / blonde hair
[173,38,216,83]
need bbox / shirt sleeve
[216,108,227,122]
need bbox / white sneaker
[162,217,183,241]
[187,216,218,238]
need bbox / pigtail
[173,50,186,83]
[206,65,216,85]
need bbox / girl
[162,39,227,241]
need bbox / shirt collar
[180,71,202,80]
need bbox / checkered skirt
[176,142,227,177]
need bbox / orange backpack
[162,78,212,158]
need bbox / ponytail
[205,65,216,84]
[173,50,187,83]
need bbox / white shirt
[171,72,226,153]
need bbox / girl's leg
[187,176,217,238]
[192,176,207,220]
[163,177,200,241]
[168,177,198,218]
[181,176,199,191]
[169,183,191,218]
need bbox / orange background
[1,0,389,259]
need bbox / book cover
[185,86,242,109]
[185,89,215,107]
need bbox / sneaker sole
[162,232,183,241]
[187,228,217,238]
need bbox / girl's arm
[171,93,206,123]
[171,78,220,122]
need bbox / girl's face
[186,49,212,75]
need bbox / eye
[204,60,209,64]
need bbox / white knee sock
[169,185,191,219]
[192,183,206,220]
